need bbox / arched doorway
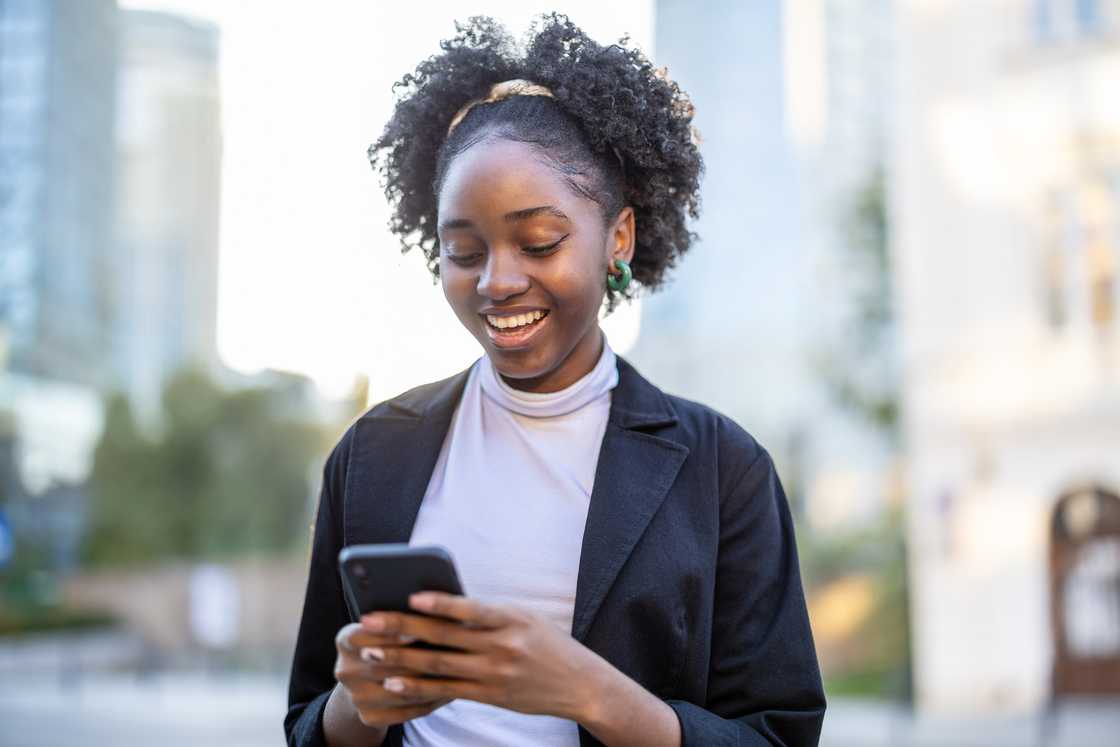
[1049,485,1120,695]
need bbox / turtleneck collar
[477,332,619,418]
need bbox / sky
[120,0,654,402]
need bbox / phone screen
[339,543,466,653]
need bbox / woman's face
[437,137,634,393]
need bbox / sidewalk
[820,696,1120,747]
[0,673,1116,746]
[0,671,284,747]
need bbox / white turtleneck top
[403,332,619,747]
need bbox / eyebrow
[438,205,570,232]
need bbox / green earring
[607,258,632,292]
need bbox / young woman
[286,14,825,747]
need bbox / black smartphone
[338,543,466,652]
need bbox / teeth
[487,310,547,330]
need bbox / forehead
[437,138,591,221]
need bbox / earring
[607,258,632,292]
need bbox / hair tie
[446,79,555,136]
[445,77,626,177]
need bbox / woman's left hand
[358,591,606,722]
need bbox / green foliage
[803,164,913,702]
[0,605,118,636]
[800,501,903,589]
[799,502,913,701]
[0,533,120,636]
[82,394,165,565]
[824,668,895,697]
[80,364,347,568]
[813,166,900,441]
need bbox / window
[1042,189,1079,330]
[1040,173,1120,332]
[1034,0,1120,43]
[1085,177,1117,328]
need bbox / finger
[350,630,420,649]
[381,674,493,704]
[342,658,423,681]
[354,682,446,707]
[338,625,418,654]
[348,676,444,707]
[355,699,450,727]
[366,644,490,681]
[357,647,438,677]
[408,592,512,628]
[373,692,452,710]
[361,611,484,652]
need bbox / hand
[333,621,454,728]
[357,591,605,722]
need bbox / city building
[640,0,896,530]
[115,8,223,429]
[892,0,1120,712]
[634,0,817,486]
[784,0,897,529]
[0,0,119,389]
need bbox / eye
[523,235,568,255]
[446,252,482,266]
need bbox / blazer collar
[343,353,689,644]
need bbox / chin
[487,347,546,370]
[485,346,554,379]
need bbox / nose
[476,248,530,300]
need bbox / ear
[606,206,636,266]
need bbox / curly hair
[367,13,703,313]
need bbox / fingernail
[360,647,384,662]
[383,677,405,692]
[409,593,433,610]
[397,634,417,644]
[363,615,385,631]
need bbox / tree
[805,165,912,701]
[82,364,335,567]
[816,166,899,439]
[83,393,166,565]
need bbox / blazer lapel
[569,357,689,643]
[343,367,471,547]
[342,354,690,645]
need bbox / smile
[481,310,550,349]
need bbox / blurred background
[1,0,1118,745]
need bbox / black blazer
[286,354,826,747]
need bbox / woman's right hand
[334,621,453,728]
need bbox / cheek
[439,261,451,298]
[441,271,484,330]
[554,257,606,312]
[440,263,474,303]
[552,240,606,296]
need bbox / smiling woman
[367,13,701,394]
[436,137,625,391]
[284,12,825,747]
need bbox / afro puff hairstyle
[367,13,703,314]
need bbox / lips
[481,309,551,349]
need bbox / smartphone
[338,543,466,653]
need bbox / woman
[286,14,825,747]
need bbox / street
[0,672,1117,746]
